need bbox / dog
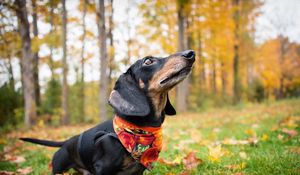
[21,50,195,175]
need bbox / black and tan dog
[21,50,195,175]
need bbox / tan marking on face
[148,55,186,92]
[147,55,186,118]
[139,79,145,89]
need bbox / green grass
[1,99,300,174]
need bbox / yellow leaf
[239,152,247,159]
[245,128,256,136]
[0,138,7,144]
[37,120,45,128]
[261,134,269,141]
[173,155,183,164]
[208,144,223,163]
[225,162,246,170]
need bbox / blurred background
[0,0,300,128]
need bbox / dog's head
[109,50,195,123]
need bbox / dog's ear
[164,94,176,115]
[108,72,150,117]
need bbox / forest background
[1,0,300,174]
[0,0,300,131]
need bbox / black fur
[20,50,195,175]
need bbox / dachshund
[20,50,195,175]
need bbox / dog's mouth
[159,66,192,85]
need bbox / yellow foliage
[208,144,224,162]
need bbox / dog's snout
[181,50,195,63]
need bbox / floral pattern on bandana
[113,116,162,169]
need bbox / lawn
[0,99,300,174]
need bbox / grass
[0,99,300,174]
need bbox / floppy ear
[164,94,176,115]
[108,73,150,117]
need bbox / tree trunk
[211,58,217,93]
[32,0,40,108]
[8,57,15,89]
[97,0,108,121]
[278,35,287,99]
[186,16,194,83]
[61,0,69,124]
[232,0,241,103]
[108,0,114,88]
[79,0,87,122]
[221,62,227,96]
[176,2,189,112]
[125,2,131,67]
[49,1,55,79]
[14,0,37,127]
[197,31,206,89]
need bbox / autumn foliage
[0,0,300,173]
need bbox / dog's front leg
[93,135,125,175]
[115,162,145,175]
[94,161,109,175]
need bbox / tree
[31,0,40,108]
[96,0,108,121]
[107,0,115,88]
[61,0,69,124]
[232,0,241,103]
[14,0,37,127]
[48,0,56,79]
[79,0,88,122]
[176,0,189,112]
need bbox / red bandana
[113,116,162,169]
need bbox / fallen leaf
[0,170,14,175]
[208,144,224,162]
[279,116,298,128]
[251,124,259,128]
[17,167,32,175]
[12,156,26,163]
[225,162,246,170]
[0,138,7,144]
[282,128,298,137]
[248,136,259,146]
[183,151,203,170]
[175,140,194,150]
[289,147,300,154]
[239,152,247,159]
[223,138,249,145]
[190,129,202,143]
[5,155,25,164]
[158,157,180,166]
[245,128,256,137]
[199,139,211,146]
[178,171,190,175]
[277,134,284,140]
[261,134,269,141]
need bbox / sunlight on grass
[1,99,300,174]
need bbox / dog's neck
[115,92,167,127]
[148,91,168,119]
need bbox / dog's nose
[181,50,195,63]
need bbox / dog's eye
[144,58,154,65]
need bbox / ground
[0,99,300,174]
